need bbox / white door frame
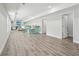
[42,18,46,34]
[62,13,73,39]
[62,14,68,38]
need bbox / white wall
[46,14,62,39]
[0,4,11,54]
[46,7,73,39]
[73,4,79,44]
[7,16,11,32]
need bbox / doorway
[62,13,73,41]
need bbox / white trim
[73,40,79,44]
[47,33,62,39]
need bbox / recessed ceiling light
[20,3,26,6]
[22,3,26,5]
[48,5,52,8]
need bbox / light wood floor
[1,30,79,56]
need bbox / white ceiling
[5,3,78,22]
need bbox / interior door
[62,14,68,38]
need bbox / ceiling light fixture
[22,3,26,5]
[20,3,26,6]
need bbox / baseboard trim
[46,33,62,39]
[73,40,79,44]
